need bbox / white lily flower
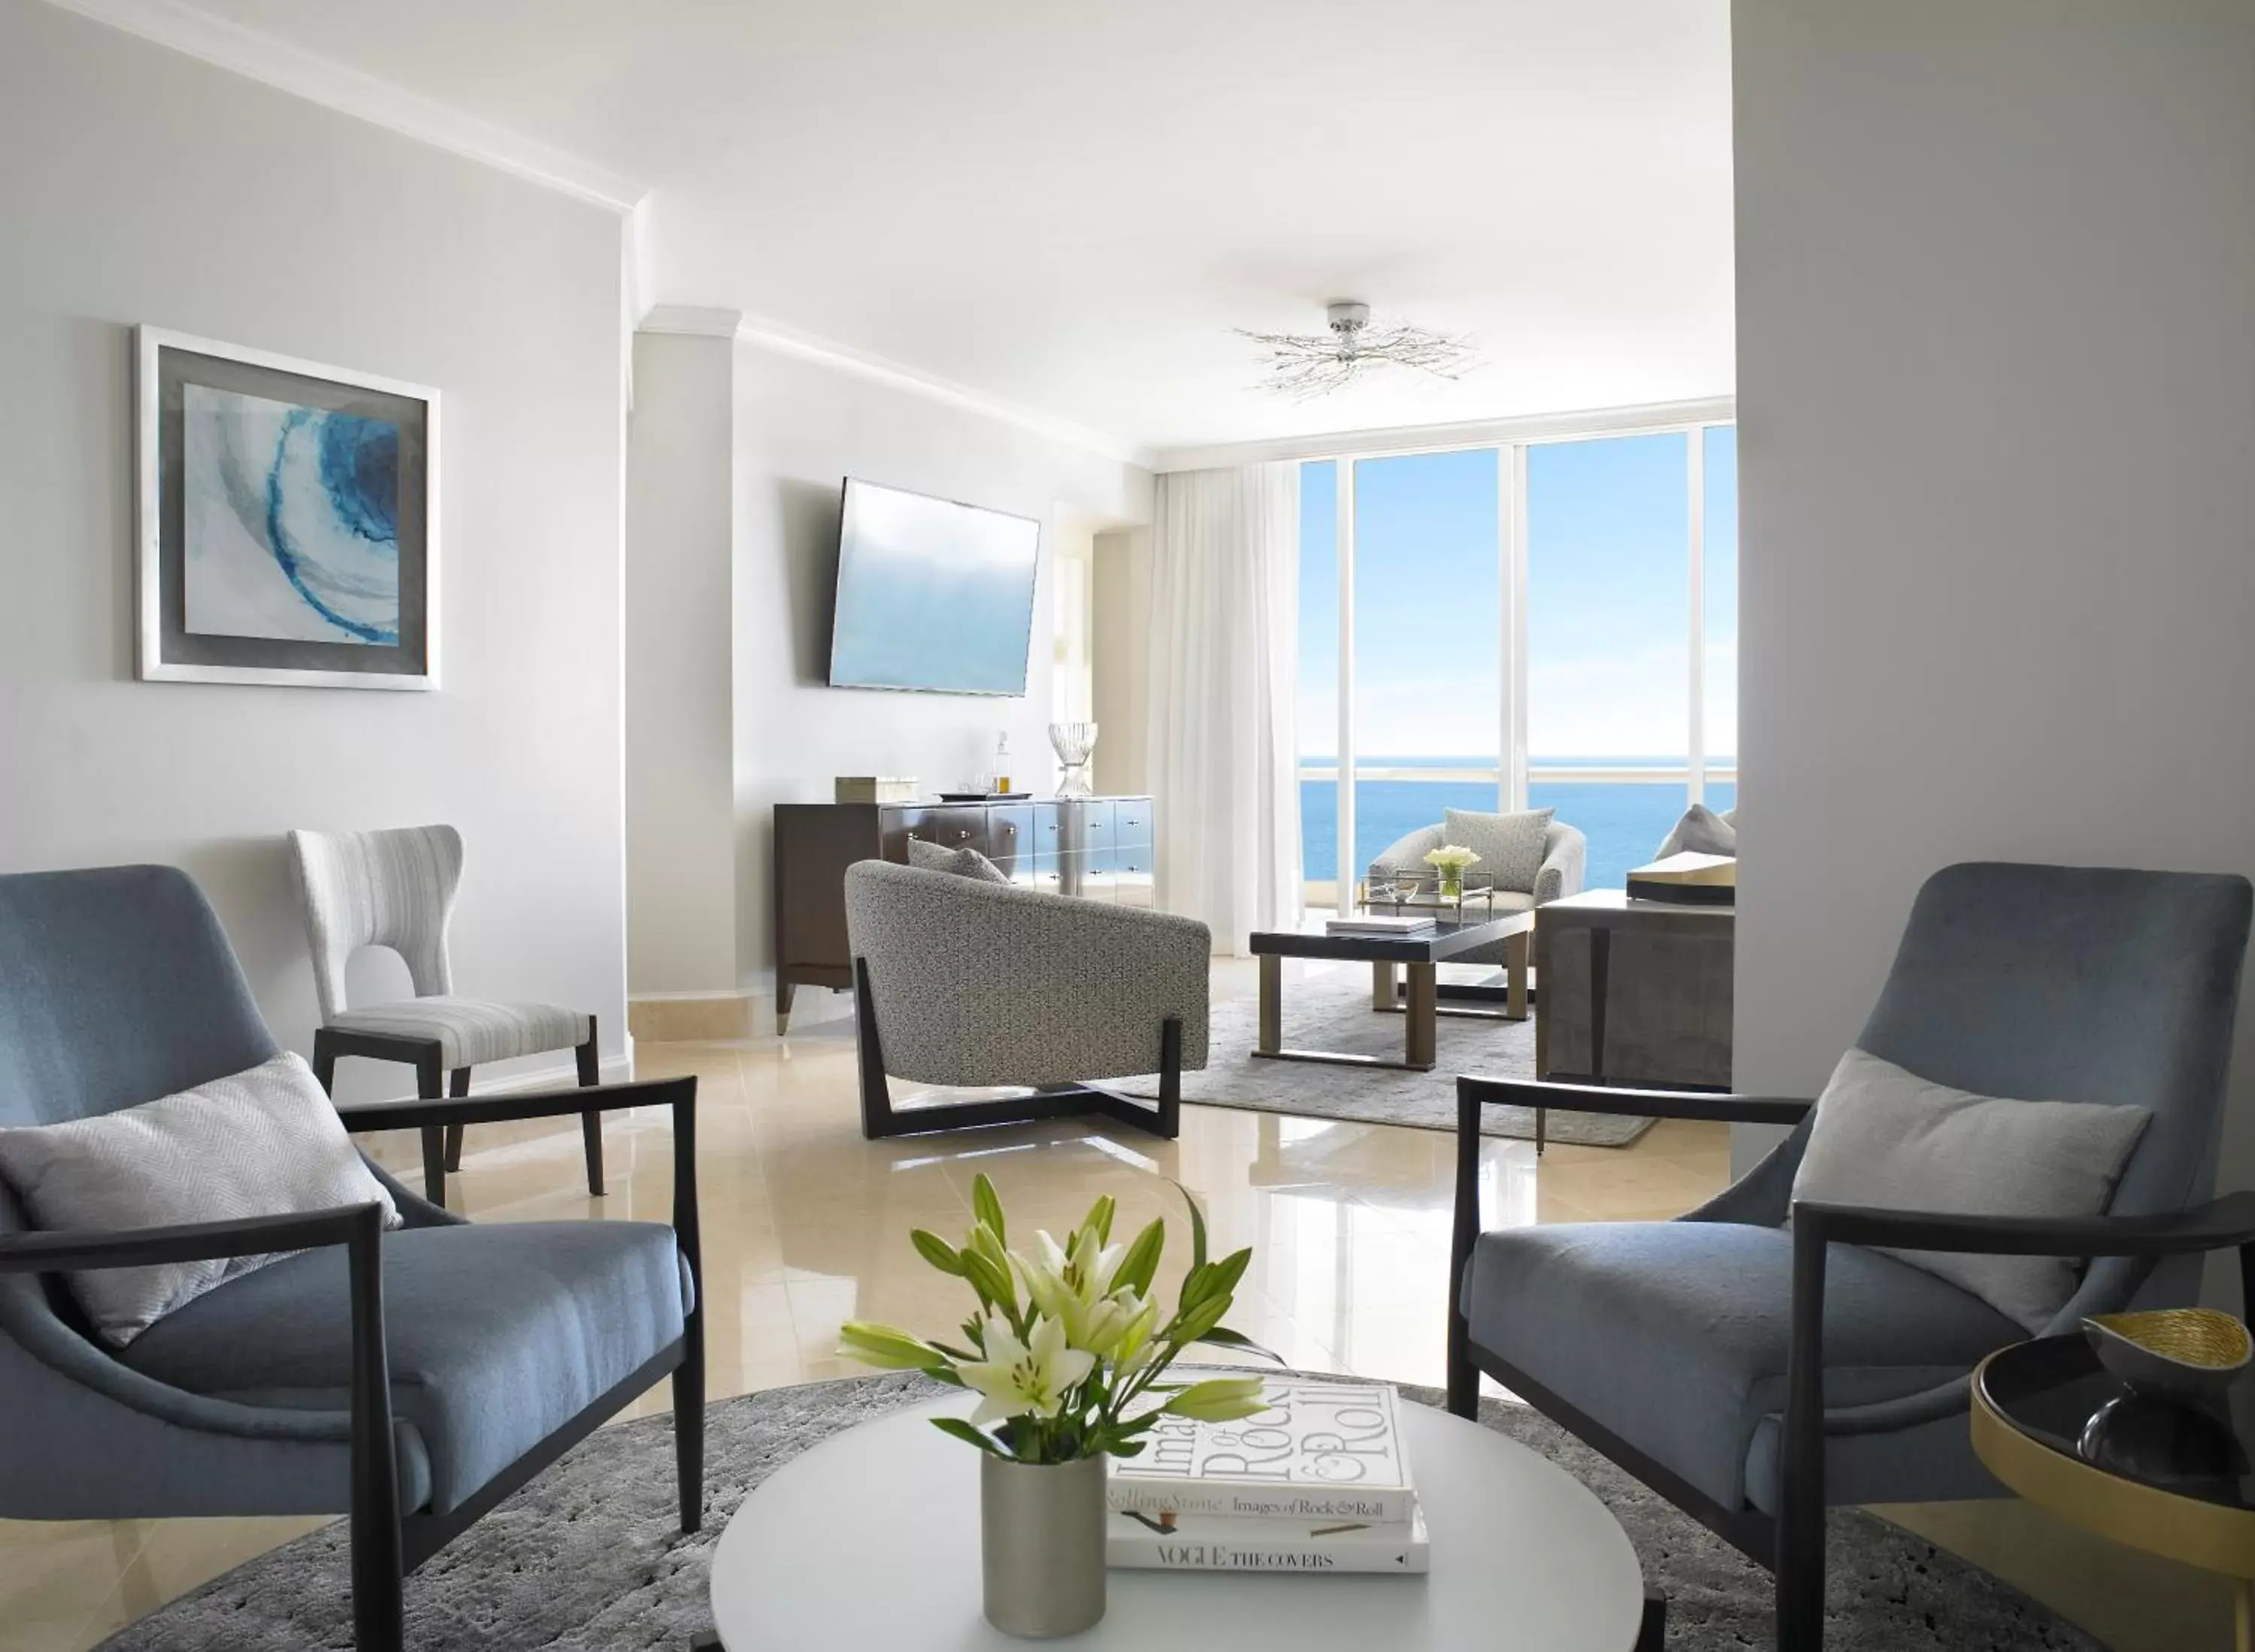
[956,1314,1096,1424]
[1075,1288,1148,1360]
[1016,1227,1126,1348]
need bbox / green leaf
[961,1249,1017,1314]
[973,1173,1007,1243]
[910,1228,967,1275]
[1174,1180,1209,1274]
[923,1365,968,1388]
[931,1417,1006,1457]
[1178,1261,1215,1312]
[1107,1439,1147,1459]
[1086,1194,1117,1245]
[1174,1293,1230,1344]
[1112,1218,1165,1297]
[1206,1247,1252,1301]
[1194,1324,1286,1363]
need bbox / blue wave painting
[182,383,401,645]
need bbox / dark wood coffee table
[1248,909,1534,1072]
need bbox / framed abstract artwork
[135,326,439,689]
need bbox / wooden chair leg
[1636,1587,1667,1652]
[577,1015,605,1197]
[416,1053,446,1208]
[313,1031,338,1096]
[674,1339,706,1535]
[443,1067,470,1171]
[1155,1017,1182,1139]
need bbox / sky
[1297,426,1736,762]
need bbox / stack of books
[1105,1376,1429,1575]
[1324,913,1438,939]
[1625,850,1736,906]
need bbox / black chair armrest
[337,1073,703,1320]
[1457,1073,1815,1127]
[0,1203,384,1275]
[1790,1191,2255,1261]
[332,1075,695,1135]
[1778,1190,2255,1600]
[0,1201,404,1633]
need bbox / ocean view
[1300,758,1736,891]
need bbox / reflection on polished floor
[0,958,2223,1651]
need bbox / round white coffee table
[710,1395,1644,1650]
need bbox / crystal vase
[980,1452,1106,1638]
[1049,722,1099,799]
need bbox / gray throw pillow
[1790,1047,2151,1331]
[1656,803,1738,860]
[906,838,1011,884]
[0,1051,402,1347]
[1440,807,1556,894]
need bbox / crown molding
[639,305,746,340]
[1152,395,1738,473]
[731,310,1158,470]
[46,0,647,213]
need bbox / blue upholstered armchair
[0,866,704,1651]
[1448,863,2254,1650]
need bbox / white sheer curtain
[1146,462,1301,954]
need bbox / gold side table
[1974,1336,2255,1650]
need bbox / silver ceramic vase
[980,1452,1107,1638]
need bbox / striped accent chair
[289,825,606,1206]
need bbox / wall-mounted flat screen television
[828,478,1040,696]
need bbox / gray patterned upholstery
[843,860,1209,1088]
[288,825,590,1064]
[1368,819,1586,964]
[323,998,592,1070]
[906,839,1011,883]
[1443,806,1557,894]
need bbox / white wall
[626,331,738,995]
[731,346,1153,1012]
[1732,0,2255,1175]
[1091,528,1154,797]
[0,3,631,1097]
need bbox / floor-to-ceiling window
[1298,414,1735,900]
[1351,449,1503,878]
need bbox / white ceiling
[126,0,1735,457]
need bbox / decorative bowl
[2083,1309,2252,1408]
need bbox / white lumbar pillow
[1790,1047,2151,1332]
[0,1051,402,1347]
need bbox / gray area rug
[1115,968,1656,1148]
[103,1372,2099,1651]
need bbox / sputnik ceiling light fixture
[1236,301,1478,399]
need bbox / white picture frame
[135,325,441,690]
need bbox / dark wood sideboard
[771,795,1155,1031]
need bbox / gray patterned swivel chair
[1448,862,2253,1649]
[290,824,607,1206]
[0,864,704,1651]
[843,859,1209,1139]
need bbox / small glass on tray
[1361,868,1501,919]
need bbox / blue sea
[1301,759,1736,892]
